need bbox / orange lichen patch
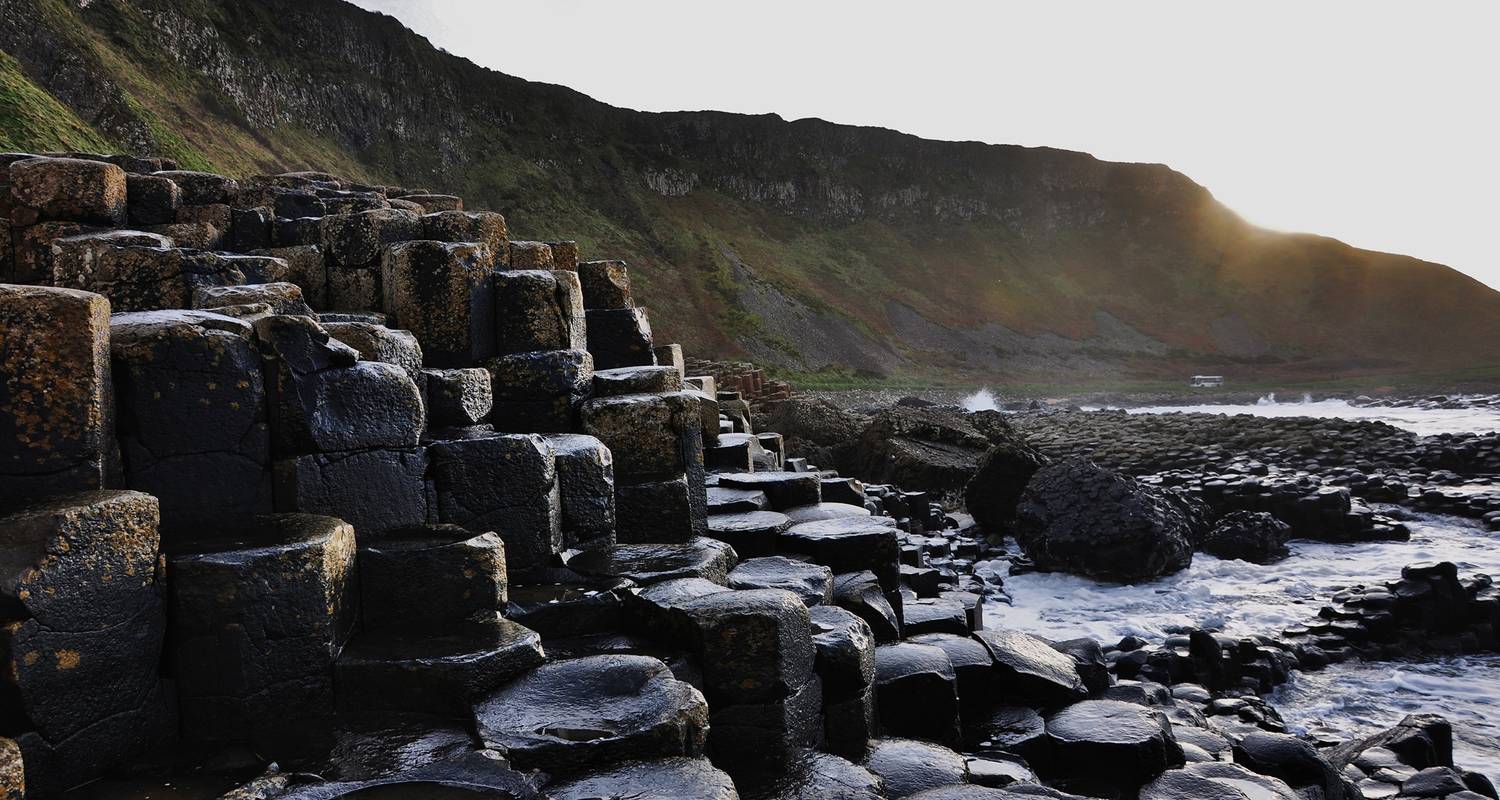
[54,650,80,670]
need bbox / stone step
[357,525,507,630]
[472,655,709,774]
[335,617,544,716]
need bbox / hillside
[3,0,1498,386]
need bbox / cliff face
[4,0,1499,384]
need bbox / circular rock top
[1046,700,1173,747]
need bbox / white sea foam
[985,512,1500,778]
[963,387,999,412]
[1114,397,1500,437]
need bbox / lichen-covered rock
[253,245,327,308]
[9,157,126,225]
[167,514,357,757]
[542,433,616,551]
[472,655,709,774]
[577,259,634,309]
[424,367,493,427]
[494,269,585,353]
[322,208,422,267]
[0,285,112,504]
[382,240,496,367]
[154,170,238,205]
[421,210,508,264]
[126,173,181,226]
[194,281,313,316]
[49,229,173,290]
[323,321,425,386]
[580,392,700,480]
[358,526,507,629]
[1013,458,1195,583]
[592,365,683,397]
[585,307,655,369]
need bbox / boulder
[1201,511,1292,563]
[873,643,961,746]
[420,210,509,263]
[0,285,112,504]
[577,260,634,309]
[708,510,792,557]
[9,157,126,225]
[1013,458,1195,582]
[862,738,970,799]
[1232,731,1348,800]
[842,407,1017,502]
[194,282,313,316]
[585,307,655,369]
[831,571,902,642]
[167,514,357,757]
[963,437,1050,532]
[472,655,709,774]
[718,471,822,510]
[1041,700,1184,791]
[975,630,1088,707]
[273,447,430,536]
[682,589,816,705]
[729,557,833,606]
[493,269,586,353]
[781,517,901,591]
[424,367,493,427]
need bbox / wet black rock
[975,629,1088,707]
[862,737,970,799]
[566,537,738,586]
[718,471,823,510]
[683,588,816,705]
[708,510,792,558]
[873,643,961,746]
[1013,458,1195,582]
[357,526,507,629]
[546,756,737,800]
[1231,730,1349,800]
[729,556,834,606]
[781,517,901,591]
[472,655,709,774]
[831,571,903,643]
[1141,761,1300,800]
[335,617,544,715]
[1040,700,1184,791]
[506,566,633,639]
[743,749,884,800]
[964,436,1051,533]
[1200,510,1292,563]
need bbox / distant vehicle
[1190,375,1225,388]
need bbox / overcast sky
[352,0,1500,289]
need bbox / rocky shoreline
[0,154,1494,799]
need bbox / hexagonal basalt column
[0,490,169,792]
[381,240,497,367]
[494,269,586,354]
[0,285,112,505]
[110,310,272,540]
[166,514,357,758]
[427,432,562,568]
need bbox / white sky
[353,0,1500,289]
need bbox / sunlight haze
[352,0,1500,290]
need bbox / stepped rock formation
[3,0,1499,384]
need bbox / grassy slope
[3,0,1498,388]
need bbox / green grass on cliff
[0,49,113,152]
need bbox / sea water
[1120,394,1500,437]
[981,512,1500,776]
